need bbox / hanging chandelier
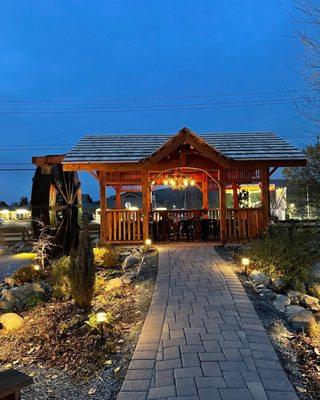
[162,174,196,190]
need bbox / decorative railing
[105,209,143,243]
[103,207,265,243]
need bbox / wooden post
[232,182,239,209]
[115,186,121,209]
[219,169,227,243]
[99,172,107,243]
[260,167,270,228]
[141,171,150,243]
[202,175,209,209]
[180,144,187,166]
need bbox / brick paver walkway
[118,245,298,400]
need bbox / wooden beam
[99,172,107,243]
[62,157,306,173]
[202,174,209,209]
[32,154,65,166]
[260,167,270,228]
[115,186,122,209]
[232,182,239,208]
[141,171,150,243]
[219,169,227,243]
[180,144,187,166]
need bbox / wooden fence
[225,208,264,240]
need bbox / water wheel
[31,164,82,255]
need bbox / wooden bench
[0,369,33,399]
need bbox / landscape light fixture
[145,238,152,246]
[96,308,107,340]
[241,257,251,275]
[33,264,40,271]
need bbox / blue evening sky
[0,0,314,203]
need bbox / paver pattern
[118,245,298,400]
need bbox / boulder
[273,294,290,312]
[300,294,320,312]
[259,288,277,300]
[287,290,301,305]
[308,283,320,300]
[121,272,136,285]
[91,238,101,247]
[118,252,131,262]
[0,312,24,332]
[249,270,271,287]
[285,305,316,331]
[0,282,46,311]
[105,277,124,292]
[122,253,141,270]
[268,278,285,293]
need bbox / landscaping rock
[91,238,101,247]
[285,305,316,331]
[268,278,285,293]
[118,252,131,262]
[0,312,23,332]
[287,290,301,305]
[259,287,277,300]
[105,277,123,291]
[249,270,271,286]
[121,272,136,285]
[0,282,46,310]
[300,294,320,312]
[122,253,141,270]
[308,283,320,300]
[273,294,290,312]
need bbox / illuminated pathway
[118,245,297,400]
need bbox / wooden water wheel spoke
[31,164,82,255]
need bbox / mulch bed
[216,246,320,400]
[0,248,159,400]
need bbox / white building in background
[0,208,31,221]
[272,187,287,221]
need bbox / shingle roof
[62,131,306,164]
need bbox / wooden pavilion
[32,127,306,246]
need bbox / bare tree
[291,1,320,124]
[32,219,56,269]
